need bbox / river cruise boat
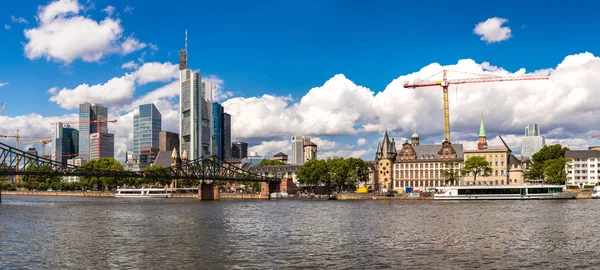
[434,185,577,200]
[593,186,600,199]
[115,188,171,198]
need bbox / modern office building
[139,147,159,165]
[179,36,211,160]
[159,131,179,153]
[53,123,79,164]
[27,148,38,158]
[79,102,108,159]
[210,102,232,160]
[133,103,162,156]
[222,113,231,159]
[521,124,545,160]
[89,133,114,160]
[565,149,600,188]
[291,136,316,164]
[248,152,263,166]
[232,142,248,159]
[212,102,223,158]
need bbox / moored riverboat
[115,188,171,198]
[434,184,577,200]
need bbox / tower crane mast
[403,69,549,142]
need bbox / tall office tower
[211,102,223,158]
[53,123,79,164]
[222,113,231,159]
[133,103,162,156]
[89,133,114,160]
[232,142,248,159]
[79,102,108,159]
[291,136,311,164]
[159,131,179,153]
[179,32,212,160]
[521,124,546,160]
[525,124,541,136]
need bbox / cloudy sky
[1,0,599,162]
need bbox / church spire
[477,114,488,150]
[479,114,486,137]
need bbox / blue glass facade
[55,125,79,164]
[133,104,162,156]
[212,102,223,159]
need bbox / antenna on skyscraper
[185,29,188,52]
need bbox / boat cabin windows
[458,188,521,195]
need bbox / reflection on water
[1,196,600,269]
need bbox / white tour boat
[115,188,171,198]
[434,184,577,200]
[592,186,600,199]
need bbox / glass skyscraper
[79,103,107,159]
[133,103,162,156]
[53,123,79,164]
[212,102,223,159]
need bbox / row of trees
[296,157,370,191]
[1,158,176,191]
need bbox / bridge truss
[0,141,279,183]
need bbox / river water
[1,195,600,269]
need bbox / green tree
[22,164,62,190]
[461,156,492,182]
[524,144,569,181]
[79,158,126,191]
[442,159,461,185]
[328,157,349,191]
[143,164,172,187]
[0,176,11,190]
[543,158,570,184]
[344,157,370,190]
[297,159,329,192]
[256,159,286,166]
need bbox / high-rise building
[89,133,114,160]
[222,113,231,159]
[210,102,232,160]
[212,102,223,158]
[53,123,79,164]
[521,124,545,160]
[79,103,108,159]
[159,131,179,153]
[27,148,38,158]
[232,142,248,159]
[248,152,263,166]
[179,33,211,160]
[303,142,318,161]
[133,104,162,156]
[291,136,311,165]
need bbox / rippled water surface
[2,195,600,269]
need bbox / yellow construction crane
[0,129,52,183]
[0,102,5,115]
[21,139,53,158]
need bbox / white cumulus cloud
[0,82,8,87]
[357,138,367,146]
[24,0,146,63]
[474,17,512,43]
[132,62,178,85]
[121,61,139,70]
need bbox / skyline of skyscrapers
[133,103,162,156]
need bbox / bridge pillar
[198,182,220,201]
[261,181,281,199]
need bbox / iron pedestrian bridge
[0,141,279,183]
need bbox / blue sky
[1,0,600,160]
